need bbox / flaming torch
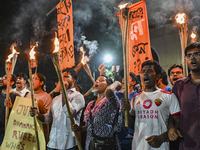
[51,33,83,150]
[28,45,40,150]
[74,47,85,72]
[190,32,197,43]
[5,46,19,129]
[175,13,188,77]
[80,46,95,84]
[118,2,130,127]
[10,45,20,74]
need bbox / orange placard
[57,0,75,69]
[118,1,153,75]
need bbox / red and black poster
[57,0,75,69]
[118,1,153,75]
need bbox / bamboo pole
[74,62,83,72]
[51,53,82,150]
[5,62,12,129]
[83,64,96,84]
[120,8,130,127]
[28,59,40,150]
[11,54,17,74]
[179,24,188,77]
[175,13,188,77]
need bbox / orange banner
[118,1,153,75]
[57,0,75,69]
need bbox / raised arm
[106,81,121,98]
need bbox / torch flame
[191,32,196,39]
[118,3,129,10]
[29,46,36,60]
[6,46,20,62]
[80,46,86,65]
[53,33,59,53]
[175,13,186,25]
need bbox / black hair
[159,68,168,86]
[16,72,28,81]
[100,75,113,86]
[130,72,140,84]
[168,64,183,77]
[54,77,59,83]
[62,68,78,81]
[141,60,161,75]
[36,73,46,91]
[11,74,16,88]
[120,70,140,84]
[185,42,200,56]
[75,84,83,94]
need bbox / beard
[0,84,7,90]
[65,82,72,89]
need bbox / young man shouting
[129,60,181,150]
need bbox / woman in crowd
[72,75,123,150]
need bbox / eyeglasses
[185,52,200,59]
[32,77,40,81]
[170,71,182,76]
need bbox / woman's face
[94,76,108,94]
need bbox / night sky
[0,0,200,93]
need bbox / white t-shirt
[12,87,30,97]
[130,89,180,150]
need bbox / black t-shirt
[0,92,18,134]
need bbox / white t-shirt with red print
[130,89,180,150]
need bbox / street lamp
[104,54,112,63]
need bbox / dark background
[0,0,200,94]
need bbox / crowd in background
[0,42,200,150]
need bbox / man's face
[94,76,108,94]
[141,65,158,89]
[129,76,136,88]
[16,76,26,89]
[186,48,200,72]
[62,71,75,89]
[0,75,13,89]
[169,67,183,85]
[121,76,136,89]
[32,74,43,91]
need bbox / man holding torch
[30,68,85,150]
[0,74,19,145]
[26,72,52,146]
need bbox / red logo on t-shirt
[143,99,152,109]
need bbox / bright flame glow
[118,3,129,10]
[29,46,36,60]
[191,32,196,39]
[6,46,20,62]
[80,46,87,65]
[53,33,59,53]
[175,13,186,24]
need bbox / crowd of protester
[0,42,199,150]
